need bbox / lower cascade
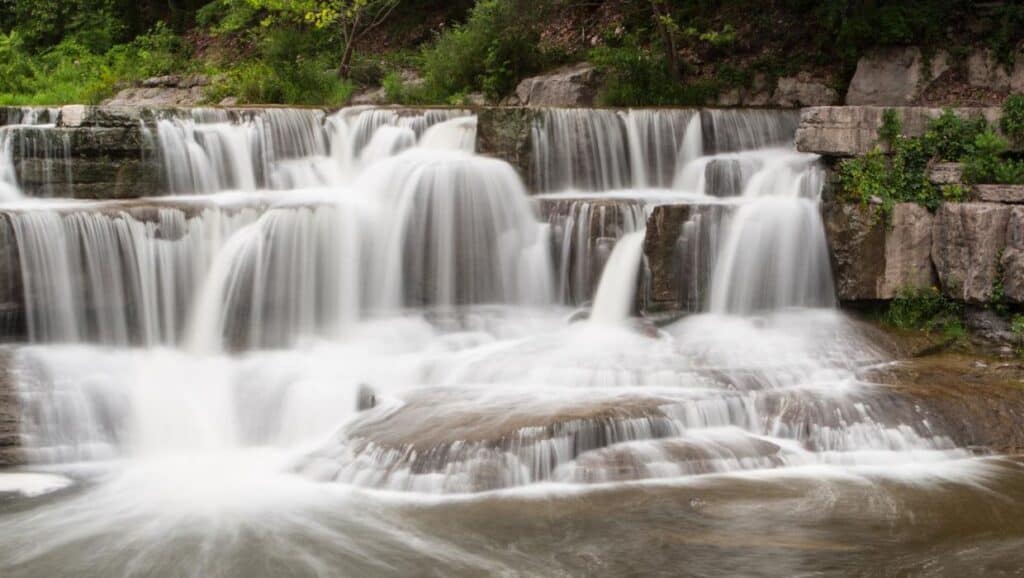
[0,105,1019,577]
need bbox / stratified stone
[771,73,839,107]
[0,350,24,467]
[796,106,1002,156]
[846,47,949,105]
[824,203,935,301]
[1000,206,1024,303]
[932,202,1011,303]
[975,184,1024,204]
[967,49,1013,92]
[642,203,728,312]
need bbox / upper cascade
[1,105,833,349]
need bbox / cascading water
[589,230,646,324]
[0,108,68,200]
[0,105,1017,578]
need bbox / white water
[590,230,646,324]
[0,105,1001,577]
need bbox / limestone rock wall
[796,106,1004,157]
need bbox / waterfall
[8,204,261,345]
[707,151,834,313]
[0,108,70,200]
[153,107,472,194]
[539,196,648,305]
[531,108,701,192]
[589,230,646,324]
[0,105,1009,578]
[361,150,553,310]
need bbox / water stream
[0,105,1021,577]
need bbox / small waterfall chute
[590,229,646,325]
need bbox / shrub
[1001,94,1024,144]
[838,136,939,216]
[964,128,1024,185]
[923,108,987,161]
[1011,314,1024,357]
[589,34,690,106]
[885,286,963,337]
[879,108,902,145]
[419,0,548,102]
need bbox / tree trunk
[338,40,355,79]
[651,1,680,83]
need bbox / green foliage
[800,0,964,69]
[0,23,189,105]
[1001,94,1024,145]
[991,249,1009,317]
[419,0,548,102]
[589,34,695,106]
[879,108,902,145]
[838,136,939,216]
[923,109,987,162]
[206,26,354,105]
[1011,314,1024,357]
[885,286,963,337]
[196,0,262,34]
[963,129,1024,185]
[988,2,1024,68]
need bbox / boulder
[771,73,839,107]
[974,184,1024,204]
[712,74,773,108]
[967,49,1013,92]
[350,86,388,105]
[104,74,210,107]
[846,47,949,105]
[512,63,599,107]
[932,202,1011,303]
[824,203,935,301]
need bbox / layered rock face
[846,47,1024,106]
[824,203,935,301]
[796,106,1002,156]
[806,105,1024,305]
[3,105,163,198]
[931,203,1011,303]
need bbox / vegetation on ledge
[838,97,1024,219]
[2,0,1023,106]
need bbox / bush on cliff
[885,286,964,338]
[417,0,552,102]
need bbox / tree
[650,0,680,84]
[250,0,401,79]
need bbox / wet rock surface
[867,353,1024,453]
[475,107,537,189]
[0,351,23,467]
